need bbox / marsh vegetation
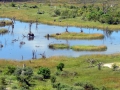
[0,0,120,90]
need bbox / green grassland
[0,1,119,30]
[0,54,120,90]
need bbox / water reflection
[0,18,120,60]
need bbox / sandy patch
[103,63,114,68]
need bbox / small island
[71,45,107,51]
[47,32,104,39]
[0,28,8,34]
[0,20,13,26]
[49,43,69,49]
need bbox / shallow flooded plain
[0,18,120,60]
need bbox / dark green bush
[5,66,16,75]
[50,76,56,83]
[37,67,51,79]
[10,2,16,7]
[54,9,61,16]
[57,63,64,71]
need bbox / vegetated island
[71,45,107,51]
[0,20,13,26]
[49,43,69,49]
[0,28,8,34]
[48,44,107,51]
[47,32,104,39]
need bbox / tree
[57,63,64,71]
[37,67,51,79]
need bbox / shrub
[10,2,16,7]
[37,67,51,79]
[23,3,27,7]
[5,66,16,75]
[57,63,64,71]
[14,67,33,89]
[50,76,56,83]
[54,9,61,16]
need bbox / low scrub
[48,32,104,39]
[71,45,107,51]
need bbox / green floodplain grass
[48,32,104,39]
[0,2,120,30]
[0,54,120,89]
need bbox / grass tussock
[0,28,8,34]
[49,32,104,39]
[71,45,107,51]
[48,43,69,49]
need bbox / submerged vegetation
[71,45,107,51]
[0,28,8,34]
[48,32,104,39]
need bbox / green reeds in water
[71,45,107,51]
[48,32,104,39]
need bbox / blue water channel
[0,18,120,60]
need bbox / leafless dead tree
[40,51,46,59]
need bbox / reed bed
[48,43,69,49]
[49,32,104,39]
[0,28,8,34]
[71,45,107,51]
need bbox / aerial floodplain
[0,0,120,90]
